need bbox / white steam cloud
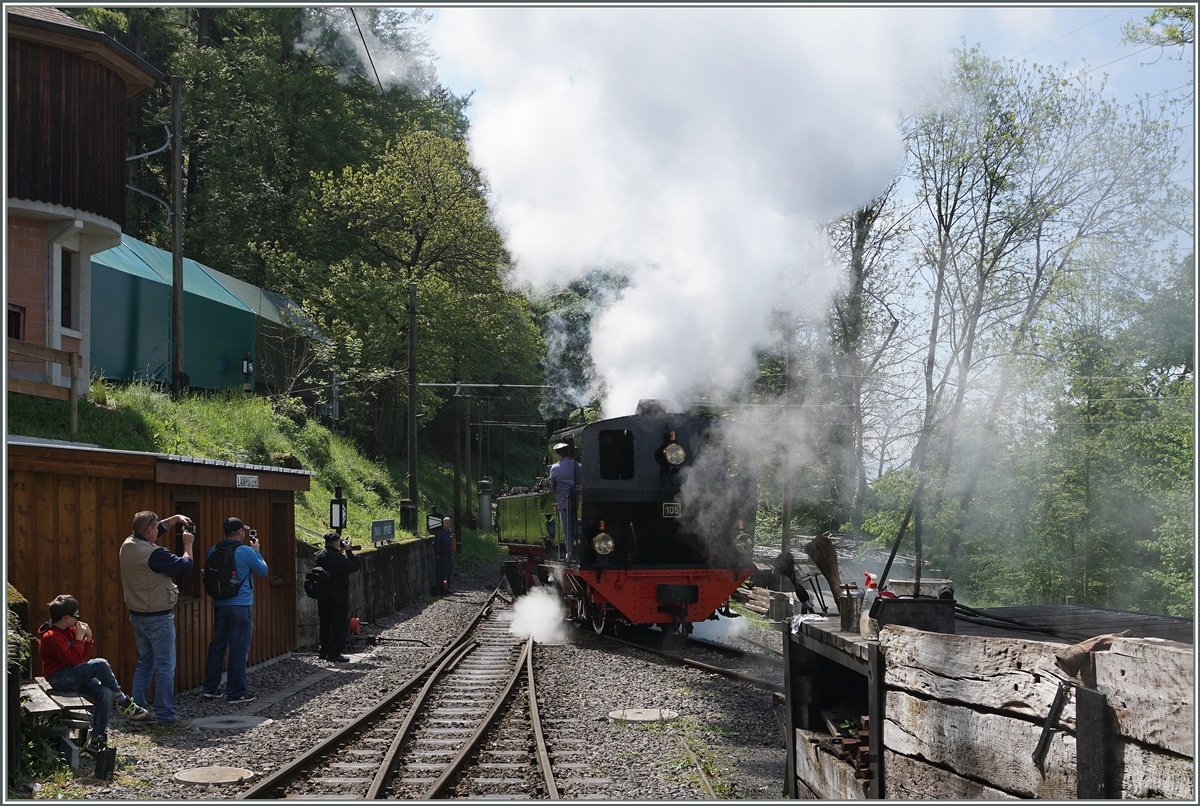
[508,585,570,645]
[689,610,751,643]
[433,7,942,415]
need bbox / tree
[884,47,1185,579]
[825,178,908,528]
[266,132,542,452]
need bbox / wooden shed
[6,437,312,695]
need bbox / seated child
[38,594,150,752]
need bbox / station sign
[371,519,396,544]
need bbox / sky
[417,5,1194,416]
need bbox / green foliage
[62,7,468,285]
[257,131,544,454]
[1122,7,1194,47]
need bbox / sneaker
[156,717,192,729]
[201,690,223,699]
[84,734,107,753]
[330,655,351,663]
[227,694,257,705]
[119,698,151,721]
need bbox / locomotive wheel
[592,611,608,634]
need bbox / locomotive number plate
[662,503,681,518]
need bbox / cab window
[598,429,635,479]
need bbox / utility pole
[453,391,462,547]
[407,282,418,505]
[781,310,794,559]
[464,395,474,527]
[170,76,186,394]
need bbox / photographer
[200,518,267,704]
[314,532,360,663]
[119,511,194,727]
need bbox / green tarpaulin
[90,240,171,382]
[91,236,258,390]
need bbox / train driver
[550,442,583,563]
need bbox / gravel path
[34,557,786,800]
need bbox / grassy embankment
[6,381,516,562]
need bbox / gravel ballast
[45,557,786,800]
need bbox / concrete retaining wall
[296,536,436,648]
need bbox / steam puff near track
[688,611,750,642]
[432,7,939,416]
[508,585,570,645]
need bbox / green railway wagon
[496,490,557,548]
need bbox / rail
[238,591,501,799]
[7,337,81,435]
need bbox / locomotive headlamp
[733,531,754,555]
[593,531,615,555]
[664,443,686,466]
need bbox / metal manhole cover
[174,766,255,785]
[607,707,679,723]
[191,715,272,729]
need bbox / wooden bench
[20,676,94,744]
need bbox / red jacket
[37,622,93,680]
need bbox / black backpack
[304,566,332,600]
[202,542,246,600]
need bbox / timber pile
[880,626,1193,800]
[734,584,777,616]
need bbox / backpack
[304,566,332,600]
[202,542,246,600]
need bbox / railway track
[240,589,561,800]
[586,625,785,694]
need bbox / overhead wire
[350,8,392,118]
[1010,9,1125,59]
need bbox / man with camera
[119,511,195,727]
[200,518,268,704]
[314,532,360,663]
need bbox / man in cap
[432,517,455,594]
[119,510,194,727]
[549,442,583,562]
[314,531,360,662]
[200,517,268,704]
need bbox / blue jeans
[204,605,253,700]
[129,612,177,723]
[49,659,123,739]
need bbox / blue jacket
[206,540,268,607]
[550,458,582,510]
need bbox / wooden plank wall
[7,38,128,226]
[8,458,299,698]
[879,625,1194,800]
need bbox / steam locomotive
[495,400,757,634]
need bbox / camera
[248,529,258,540]
[183,523,196,535]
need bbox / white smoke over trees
[296,7,438,92]
[432,7,938,417]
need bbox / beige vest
[119,535,179,614]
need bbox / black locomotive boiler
[496,400,757,633]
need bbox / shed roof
[6,436,315,477]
